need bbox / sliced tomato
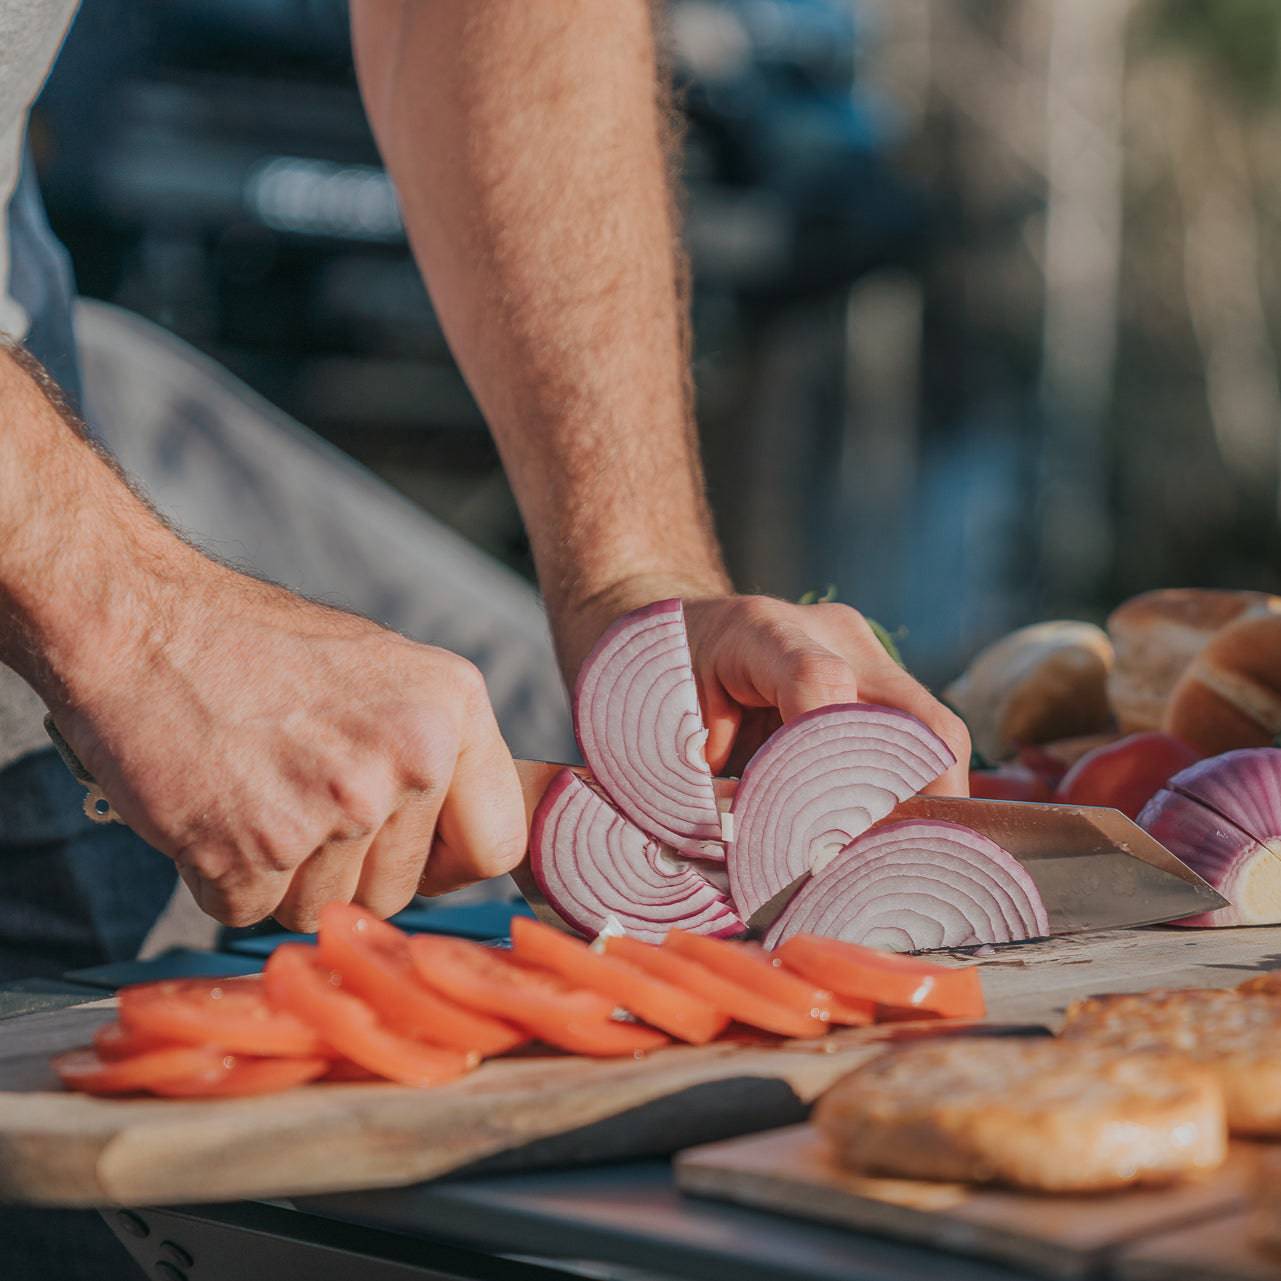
[317,903,526,1056]
[150,1056,330,1097]
[93,1020,171,1061]
[53,1046,230,1096]
[663,932,830,1035]
[407,935,668,1057]
[120,977,329,1058]
[263,944,472,1087]
[606,936,830,1038]
[322,1058,382,1083]
[968,764,1052,802]
[775,935,985,1020]
[510,917,727,1044]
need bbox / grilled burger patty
[1061,986,1281,1137]
[814,1037,1226,1192]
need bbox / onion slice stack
[1139,748,1281,927]
[534,597,1041,951]
[764,819,1049,950]
[728,705,957,922]
[530,769,745,944]
[574,599,724,857]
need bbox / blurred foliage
[1142,0,1281,105]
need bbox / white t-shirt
[0,0,78,340]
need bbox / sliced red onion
[763,819,1048,951]
[574,599,724,857]
[1139,779,1281,927]
[529,768,745,944]
[728,705,955,922]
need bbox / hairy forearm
[352,0,729,665]
[0,349,191,704]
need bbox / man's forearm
[0,349,189,704]
[352,0,729,668]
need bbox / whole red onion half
[1139,748,1281,927]
[727,705,956,923]
[574,599,725,857]
[763,819,1049,950]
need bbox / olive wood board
[1114,1210,1281,1280]
[675,1124,1272,1281]
[0,1001,1020,1209]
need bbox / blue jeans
[0,748,177,982]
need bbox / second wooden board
[675,1124,1270,1281]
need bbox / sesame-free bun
[1166,613,1281,755]
[944,621,1113,762]
[1107,589,1281,733]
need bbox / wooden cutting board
[675,1124,1273,1281]
[1114,1211,1281,1281]
[0,1001,1015,1208]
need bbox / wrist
[548,564,732,682]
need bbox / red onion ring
[728,704,955,922]
[574,599,724,857]
[529,768,745,943]
[763,818,1048,950]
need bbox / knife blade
[512,761,1228,934]
[891,794,1227,934]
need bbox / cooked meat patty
[814,1037,1226,1192]
[1239,971,1281,997]
[1061,987,1281,1137]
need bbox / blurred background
[30,0,1281,687]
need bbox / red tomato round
[1054,732,1202,819]
[120,977,329,1058]
[968,764,1053,802]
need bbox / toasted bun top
[1108,589,1281,638]
[1196,613,1281,691]
[945,621,1112,760]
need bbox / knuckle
[815,601,865,630]
[482,829,530,878]
[939,708,972,760]
[252,821,313,875]
[445,653,488,703]
[325,771,393,841]
[786,647,854,692]
[220,900,269,929]
[736,595,781,627]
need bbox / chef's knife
[510,760,1228,935]
[45,720,1226,935]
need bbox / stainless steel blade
[893,795,1229,934]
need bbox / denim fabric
[0,748,176,981]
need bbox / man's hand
[562,589,971,796]
[45,556,527,931]
[0,350,526,933]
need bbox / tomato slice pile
[53,911,985,1100]
[408,934,669,1056]
[317,903,527,1057]
[510,917,727,1045]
